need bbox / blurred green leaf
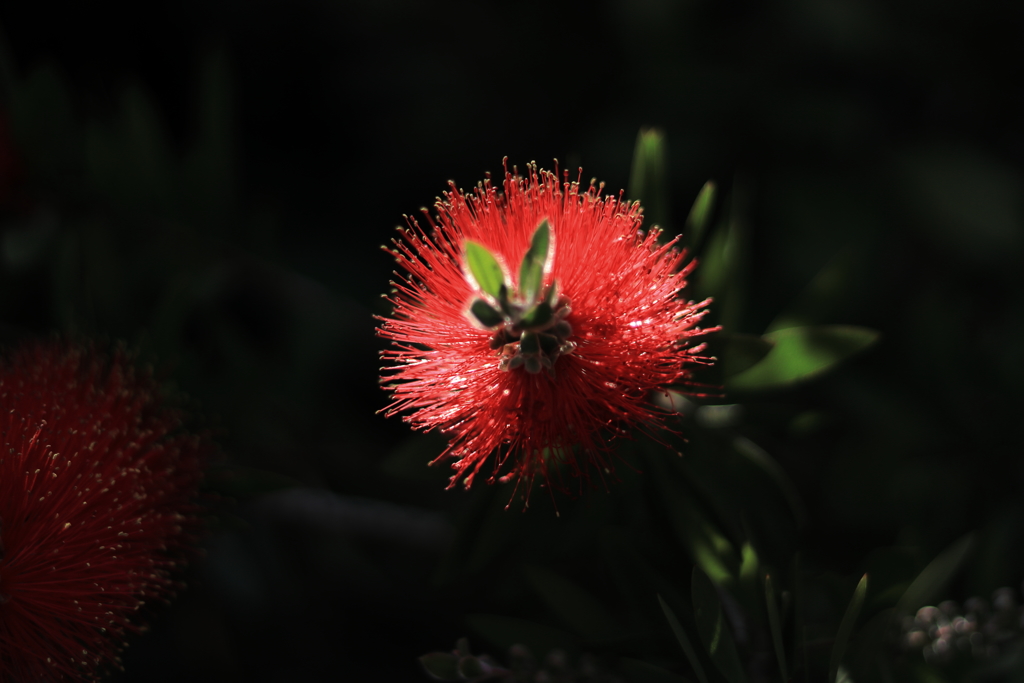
[765,575,788,683]
[691,568,747,683]
[618,658,694,683]
[518,219,550,305]
[684,180,716,248]
[658,595,709,683]
[466,615,578,657]
[695,184,748,332]
[465,240,506,299]
[712,333,775,379]
[738,542,759,586]
[766,248,859,333]
[419,653,460,681]
[829,574,867,683]
[895,533,975,616]
[628,128,670,234]
[470,299,504,328]
[727,325,879,392]
[520,301,553,330]
[524,565,619,641]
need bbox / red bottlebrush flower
[378,162,714,493]
[0,341,209,682]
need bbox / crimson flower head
[0,340,209,682]
[378,162,714,493]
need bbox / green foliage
[828,574,867,683]
[895,534,976,617]
[628,129,670,234]
[470,299,504,328]
[726,325,879,392]
[712,333,774,379]
[684,181,716,249]
[465,240,507,299]
[518,220,551,305]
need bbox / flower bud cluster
[898,585,1024,665]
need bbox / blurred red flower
[378,162,714,494]
[0,341,209,682]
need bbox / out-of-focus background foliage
[1,2,1023,681]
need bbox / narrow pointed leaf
[518,219,551,304]
[628,129,670,234]
[465,240,506,299]
[765,575,788,683]
[419,653,460,681]
[828,574,867,683]
[895,533,975,616]
[470,299,504,328]
[727,325,880,392]
[713,333,774,379]
[691,568,747,683]
[659,595,709,683]
[685,180,716,247]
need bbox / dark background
[1,1,1023,681]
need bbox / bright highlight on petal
[378,161,715,495]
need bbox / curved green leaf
[628,128,669,234]
[465,240,506,299]
[691,568,747,683]
[829,574,867,683]
[895,533,976,616]
[520,301,553,330]
[727,325,880,392]
[519,219,551,304]
[470,299,504,328]
[714,333,774,379]
[685,180,716,247]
